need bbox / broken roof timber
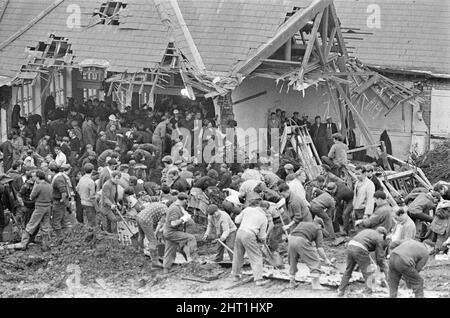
[232,0,333,78]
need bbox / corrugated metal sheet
[334,0,450,76]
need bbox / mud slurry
[1,225,450,298]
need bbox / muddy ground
[1,223,449,298]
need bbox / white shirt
[55,152,67,167]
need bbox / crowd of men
[0,97,450,298]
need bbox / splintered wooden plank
[329,3,348,58]
[301,10,324,73]
[325,27,337,57]
[353,74,380,95]
[334,82,379,158]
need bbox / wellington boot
[311,276,326,290]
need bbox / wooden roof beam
[232,0,333,77]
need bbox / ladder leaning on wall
[281,123,322,180]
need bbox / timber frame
[233,1,424,159]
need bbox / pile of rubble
[0,225,155,296]
[415,139,450,183]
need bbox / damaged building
[0,0,425,161]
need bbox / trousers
[338,245,372,292]
[232,229,263,281]
[388,253,424,298]
[136,214,158,252]
[309,203,335,239]
[25,205,51,237]
[215,231,236,262]
[162,230,197,270]
[82,205,96,228]
[288,235,320,276]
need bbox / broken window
[93,1,127,25]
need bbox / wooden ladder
[282,124,322,180]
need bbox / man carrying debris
[407,191,440,224]
[163,193,197,274]
[337,227,388,296]
[202,204,237,262]
[279,183,313,233]
[124,187,167,267]
[288,218,333,290]
[388,240,429,298]
[355,191,393,232]
[309,183,337,239]
[232,198,269,286]
[14,170,52,251]
[352,165,375,223]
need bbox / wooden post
[284,38,292,61]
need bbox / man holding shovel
[232,198,270,286]
[163,193,197,274]
[287,218,333,289]
[202,204,237,262]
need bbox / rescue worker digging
[288,218,333,290]
[202,204,237,262]
[388,239,429,298]
[337,227,388,296]
[163,193,198,274]
[232,198,270,286]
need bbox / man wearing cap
[100,171,122,233]
[98,158,118,190]
[163,193,197,273]
[309,183,337,239]
[279,183,313,232]
[337,227,388,296]
[14,170,52,251]
[388,239,429,298]
[321,133,348,173]
[276,163,295,181]
[51,164,75,240]
[288,218,333,289]
[407,191,439,224]
[355,191,393,232]
[167,169,190,193]
[202,204,237,262]
[76,163,97,228]
[232,198,269,286]
[106,114,121,131]
[124,187,167,267]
